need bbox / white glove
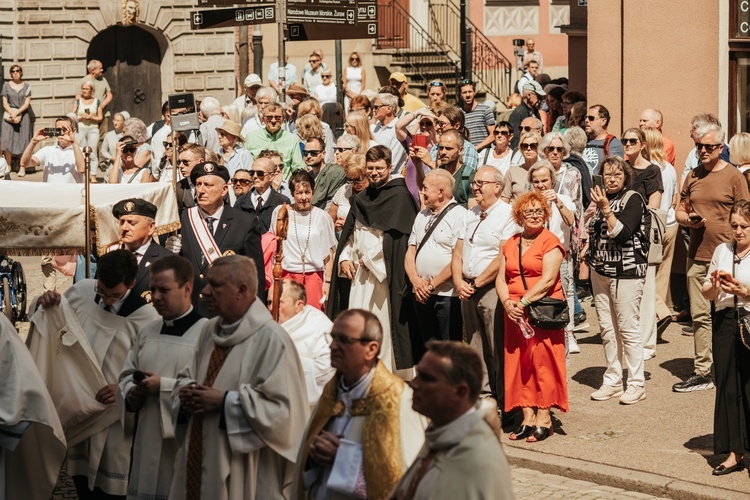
[165,235,182,254]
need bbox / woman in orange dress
[496,190,568,442]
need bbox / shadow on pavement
[684,434,717,467]
[571,366,605,389]
[659,357,694,379]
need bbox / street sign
[287,0,377,41]
[190,5,276,30]
[197,0,272,7]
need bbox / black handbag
[731,244,750,351]
[518,237,569,330]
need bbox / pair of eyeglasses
[178,159,193,166]
[309,60,320,63]
[163,142,174,148]
[335,147,354,153]
[520,143,538,150]
[429,81,444,87]
[303,150,322,156]
[470,180,498,188]
[521,126,541,132]
[248,170,271,177]
[10,69,21,73]
[460,79,474,85]
[371,104,384,111]
[494,130,511,137]
[331,334,372,345]
[322,75,331,79]
[546,146,564,153]
[585,115,598,122]
[348,177,365,184]
[350,57,360,61]
[523,209,545,218]
[95,285,127,301]
[122,147,137,154]
[695,143,722,152]
[621,138,640,146]
[231,178,252,186]
[265,115,283,122]
[419,121,433,127]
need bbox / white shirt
[371,120,406,173]
[35,144,82,184]
[481,148,513,177]
[546,194,575,250]
[706,242,750,312]
[271,206,336,273]
[460,198,519,278]
[150,124,172,175]
[250,188,270,209]
[130,241,151,265]
[241,115,263,138]
[198,205,224,234]
[659,161,678,227]
[408,200,468,296]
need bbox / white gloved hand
[165,235,182,254]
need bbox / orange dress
[502,229,568,412]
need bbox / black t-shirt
[630,163,663,201]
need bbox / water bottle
[518,316,535,339]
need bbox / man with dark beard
[328,145,419,378]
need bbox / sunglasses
[322,75,332,78]
[695,143,722,152]
[248,170,271,177]
[521,126,541,132]
[419,121,433,127]
[371,104,384,111]
[122,146,137,154]
[335,147,354,153]
[429,81,444,87]
[350,57,360,61]
[494,130,511,137]
[460,79,474,86]
[163,141,174,148]
[231,178,252,186]
[348,177,366,184]
[621,138,640,146]
[178,159,193,165]
[585,115,598,122]
[309,60,320,63]
[546,146,564,153]
[265,115,283,122]
[303,150,323,156]
[520,143,538,150]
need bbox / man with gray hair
[681,113,731,183]
[198,96,223,153]
[673,123,749,393]
[241,86,278,136]
[406,169,468,351]
[508,81,544,149]
[371,92,407,173]
[244,102,304,180]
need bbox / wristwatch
[427,283,434,292]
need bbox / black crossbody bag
[518,237,570,330]
[400,203,458,297]
[732,243,750,351]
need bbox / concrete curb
[504,445,750,500]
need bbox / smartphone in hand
[412,135,428,149]
[593,174,604,191]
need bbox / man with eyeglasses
[459,80,496,152]
[673,123,749,394]
[303,51,325,95]
[582,104,624,176]
[244,103,304,180]
[293,309,425,499]
[175,143,205,214]
[230,168,253,198]
[452,166,519,413]
[329,145,419,377]
[303,137,347,210]
[236,157,290,233]
[508,81,544,149]
[35,249,160,499]
[232,73,263,113]
[240,86,277,137]
[371,93,407,174]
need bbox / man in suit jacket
[167,161,266,316]
[113,198,173,303]
[235,157,290,233]
[175,143,206,214]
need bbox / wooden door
[87,26,163,127]
[377,0,410,48]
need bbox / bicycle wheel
[2,276,13,324]
[10,261,27,321]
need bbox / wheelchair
[0,256,28,325]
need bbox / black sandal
[526,425,554,442]
[509,424,534,441]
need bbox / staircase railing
[428,0,513,103]
[375,0,461,88]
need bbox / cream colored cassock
[0,314,66,500]
[391,406,515,500]
[118,313,207,500]
[169,299,310,500]
[280,304,335,406]
[64,280,159,496]
[340,221,409,377]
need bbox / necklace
[293,207,313,283]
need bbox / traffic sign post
[190,5,277,30]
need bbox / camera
[123,140,138,148]
[43,127,62,137]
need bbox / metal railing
[375,1,461,89]
[428,0,513,103]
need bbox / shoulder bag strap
[415,202,458,257]
[127,166,147,184]
[518,236,528,291]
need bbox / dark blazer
[180,205,266,317]
[176,178,197,215]
[118,288,149,318]
[132,240,173,303]
[235,188,291,234]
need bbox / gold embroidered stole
[298,362,405,499]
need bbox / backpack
[590,134,616,155]
[620,191,667,265]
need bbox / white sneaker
[591,384,624,401]
[568,333,581,354]
[644,350,656,361]
[619,385,646,405]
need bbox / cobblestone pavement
[512,467,662,499]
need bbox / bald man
[406,169,469,356]
[640,108,676,165]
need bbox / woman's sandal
[526,425,554,442]
[509,424,534,441]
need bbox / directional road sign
[191,5,276,30]
[287,0,377,41]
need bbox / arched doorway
[87,26,163,126]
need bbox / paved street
[512,467,660,499]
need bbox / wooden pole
[82,146,92,279]
[270,203,288,321]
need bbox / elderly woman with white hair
[100,111,128,173]
[539,131,582,219]
[117,117,151,174]
[199,96,224,152]
[241,86,277,136]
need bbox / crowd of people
[4,38,750,499]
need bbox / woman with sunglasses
[501,131,540,203]
[329,153,368,234]
[154,131,187,184]
[539,132,582,219]
[314,69,337,105]
[481,120,515,177]
[342,51,365,114]
[622,127,664,362]
[271,170,336,310]
[109,135,154,184]
[2,65,33,177]
[100,111,128,176]
[343,110,377,153]
[74,80,103,182]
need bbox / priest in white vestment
[278,278,335,406]
[169,255,309,500]
[35,249,160,499]
[0,314,66,500]
[118,255,207,500]
[293,309,426,500]
[391,341,515,500]
[328,146,419,378]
